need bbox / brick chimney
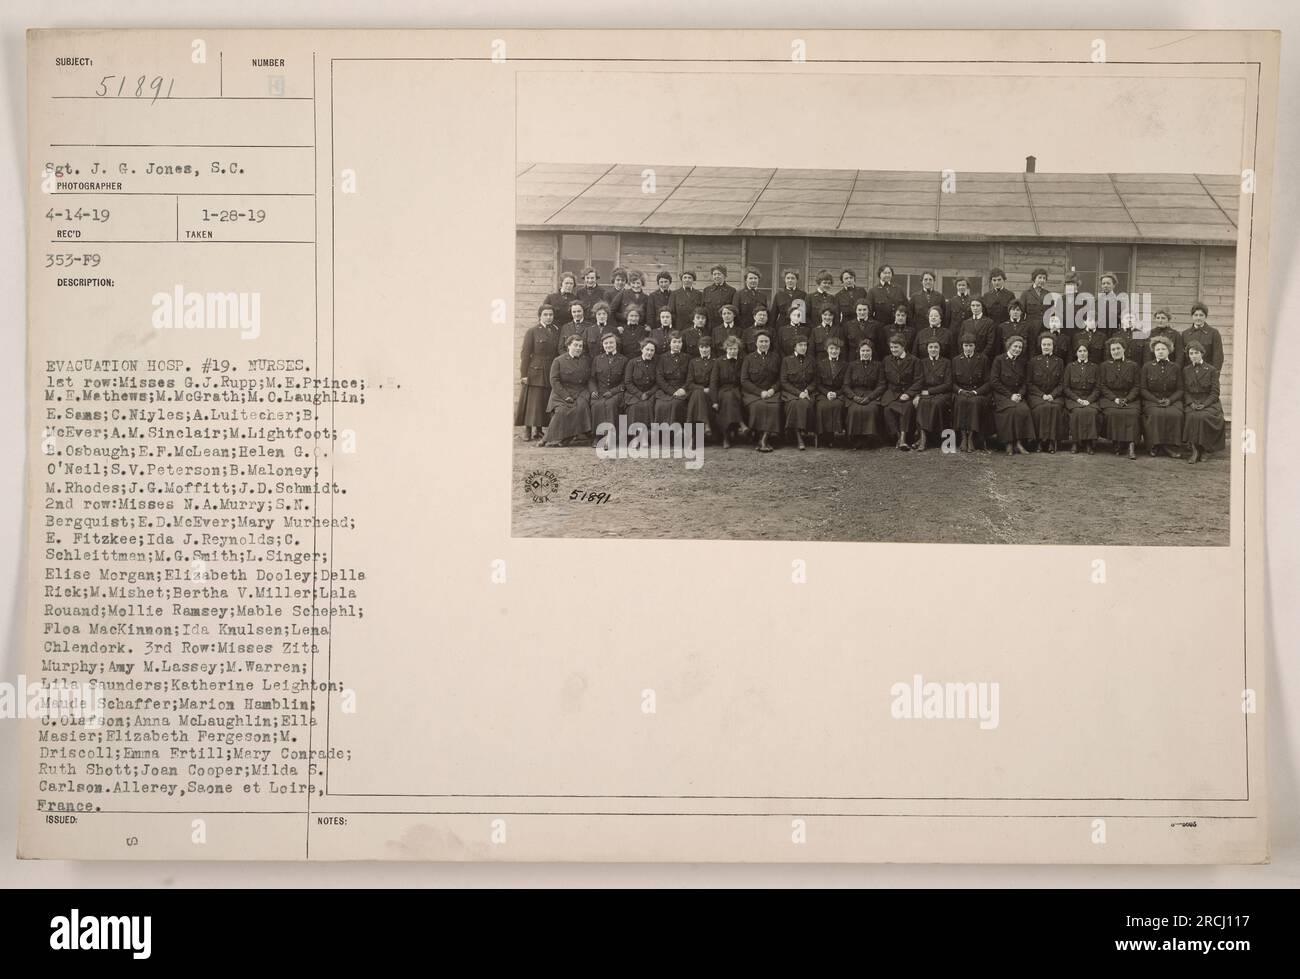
[1025,155,1037,173]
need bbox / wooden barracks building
[516,160,1241,416]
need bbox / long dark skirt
[1183,404,1225,450]
[590,393,623,433]
[519,385,551,428]
[814,395,846,434]
[993,397,1034,441]
[883,399,915,437]
[783,395,815,431]
[951,393,988,433]
[1029,399,1064,441]
[845,400,885,436]
[1143,404,1184,445]
[916,394,950,433]
[1102,404,1140,442]
[1065,401,1101,441]
[624,392,655,427]
[653,392,688,425]
[715,388,746,430]
[684,389,714,431]
[744,393,782,434]
[545,395,591,441]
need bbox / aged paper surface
[20,28,1275,861]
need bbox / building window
[1069,244,1132,295]
[745,237,808,302]
[560,233,619,286]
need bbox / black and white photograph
[512,70,1241,545]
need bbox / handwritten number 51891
[95,75,175,103]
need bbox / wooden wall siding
[516,230,557,351]
[682,236,743,278]
[619,233,679,286]
[882,239,990,275]
[1000,242,1071,292]
[1201,246,1237,419]
[808,239,871,281]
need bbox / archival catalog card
[20,28,1277,862]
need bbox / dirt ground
[512,432,1230,545]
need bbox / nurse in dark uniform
[684,333,717,437]
[843,339,887,448]
[813,336,849,446]
[781,335,818,450]
[710,334,748,449]
[913,339,952,452]
[990,334,1033,455]
[1140,333,1184,457]
[951,334,991,453]
[517,303,560,442]
[653,331,691,425]
[742,330,782,452]
[882,334,922,450]
[1063,338,1101,454]
[589,331,627,446]
[1099,337,1140,459]
[540,333,592,446]
[1027,333,1065,453]
[1181,339,1224,463]
[622,337,659,428]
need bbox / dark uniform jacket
[710,356,744,401]
[1140,360,1183,404]
[702,283,738,329]
[742,326,772,356]
[1099,360,1140,404]
[520,324,560,386]
[624,357,659,398]
[686,355,715,390]
[807,290,838,326]
[656,351,691,395]
[548,353,591,406]
[1027,354,1065,399]
[913,325,954,360]
[679,326,707,360]
[612,290,650,329]
[740,350,781,395]
[1018,286,1051,332]
[778,322,815,358]
[544,291,579,327]
[621,326,666,361]
[865,283,907,325]
[1070,327,1110,365]
[909,288,947,328]
[811,322,846,360]
[769,288,809,328]
[953,354,992,395]
[711,321,742,353]
[816,357,848,396]
[780,354,818,399]
[957,316,997,362]
[1063,361,1101,402]
[1095,291,1127,334]
[646,288,675,325]
[844,360,886,401]
[590,352,628,397]
[735,287,765,331]
[575,285,606,317]
[882,354,923,404]
[843,318,887,362]
[980,286,1017,326]
[835,285,869,323]
[1183,362,1220,407]
[990,355,1029,401]
[668,287,704,330]
[946,293,975,334]
[1182,324,1224,371]
[918,356,953,396]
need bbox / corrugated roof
[517,163,1240,245]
